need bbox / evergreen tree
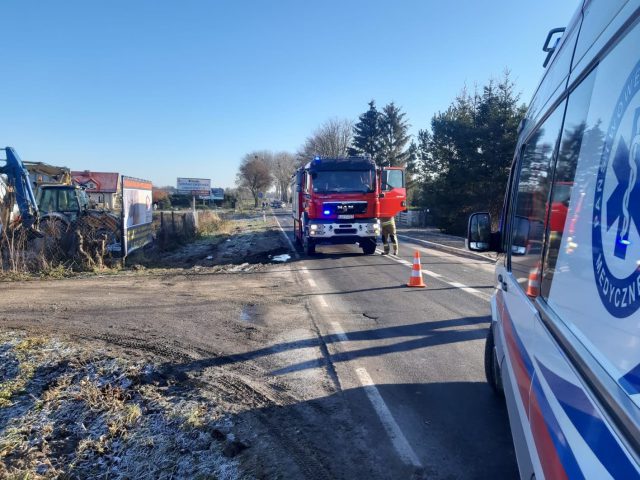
[349,100,381,162]
[379,102,411,167]
[415,72,526,234]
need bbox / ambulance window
[574,1,627,65]
[510,107,564,293]
[541,71,597,298]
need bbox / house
[71,171,121,210]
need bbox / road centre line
[331,321,349,342]
[449,281,485,298]
[355,367,423,469]
[380,249,491,301]
[317,295,329,308]
[273,214,300,259]
[307,277,317,288]
[398,233,494,261]
[421,269,442,278]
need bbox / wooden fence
[155,210,198,249]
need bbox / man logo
[593,61,640,318]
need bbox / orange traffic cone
[407,250,426,288]
[526,261,542,297]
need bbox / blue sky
[1,1,578,188]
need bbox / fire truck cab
[290,156,406,255]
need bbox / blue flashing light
[323,210,331,215]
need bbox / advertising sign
[177,177,211,195]
[122,176,153,255]
[210,188,224,200]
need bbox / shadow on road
[161,316,490,377]
[230,381,518,479]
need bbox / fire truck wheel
[361,238,377,255]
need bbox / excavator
[0,146,39,234]
[0,146,121,254]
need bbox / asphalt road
[274,211,518,479]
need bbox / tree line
[236,72,526,233]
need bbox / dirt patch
[0,213,395,480]
[129,215,291,271]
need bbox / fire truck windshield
[312,170,375,194]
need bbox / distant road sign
[177,177,211,195]
[210,188,224,200]
[258,192,264,198]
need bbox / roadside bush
[197,211,231,236]
[0,222,117,276]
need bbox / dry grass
[197,211,232,237]
[0,219,120,278]
[0,332,246,480]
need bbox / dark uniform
[381,216,398,255]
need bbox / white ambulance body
[468,1,640,478]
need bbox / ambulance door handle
[498,274,508,292]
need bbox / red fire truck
[290,156,406,255]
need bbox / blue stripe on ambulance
[531,372,585,479]
[620,363,640,396]
[538,362,640,479]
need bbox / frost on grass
[0,332,246,480]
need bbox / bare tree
[270,151,297,202]
[236,152,273,207]
[297,118,354,163]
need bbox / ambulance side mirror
[467,212,492,252]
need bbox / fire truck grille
[323,202,368,215]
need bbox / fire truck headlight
[366,223,380,234]
[309,224,324,236]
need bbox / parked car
[467,1,640,478]
[270,200,283,209]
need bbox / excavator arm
[0,147,40,231]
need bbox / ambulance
[467,1,640,478]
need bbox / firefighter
[380,216,398,255]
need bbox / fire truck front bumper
[307,219,380,241]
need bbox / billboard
[177,177,211,195]
[122,176,153,255]
[210,188,224,200]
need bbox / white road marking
[330,321,349,342]
[448,281,486,299]
[355,367,423,468]
[421,269,443,278]
[317,295,329,308]
[398,233,493,261]
[381,251,491,301]
[375,249,412,265]
[273,214,300,259]
[307,278,317,288]
[300,267,310,275]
